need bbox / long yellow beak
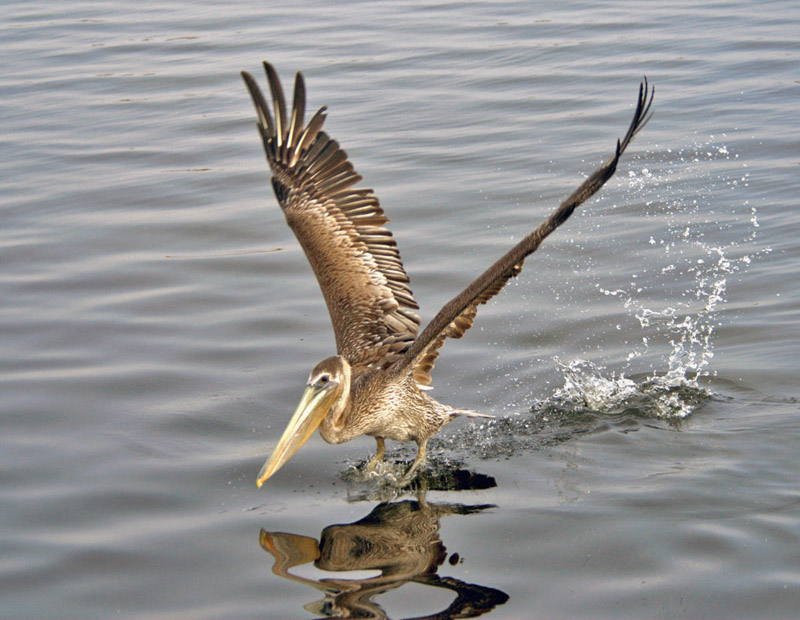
[256,384,332,487]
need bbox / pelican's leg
[400,440,427,484]
[365,437,385,472]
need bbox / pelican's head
[256,356,350,487]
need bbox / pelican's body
[318,360,447,445]
[241,62,654,486]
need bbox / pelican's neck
[318,356,354,444]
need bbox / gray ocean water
[2,1,799,617]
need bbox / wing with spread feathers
[398,79,654,386]
[242,63,421,369]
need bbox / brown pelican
[241,62,653,487]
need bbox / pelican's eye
[317,374,331,387]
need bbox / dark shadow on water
[340,459,497,503]
[260,499,508,619]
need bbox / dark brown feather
[241,63,421,369]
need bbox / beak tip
[255,382,330,490]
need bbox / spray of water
[539,135,767,421]
[545,243,738,420]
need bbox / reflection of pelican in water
[260,500,508,619]
[242,62,654,486]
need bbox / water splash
[555,242,734,421]
[544,358,710,420]
[542,135,768,421]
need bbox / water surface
[2,1,799,617]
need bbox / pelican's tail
[449,407,493,419]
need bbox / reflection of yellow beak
[256,384,332,487]
[259,530,321,574]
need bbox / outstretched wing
[242,63,420,369]
[398,79,655,386]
